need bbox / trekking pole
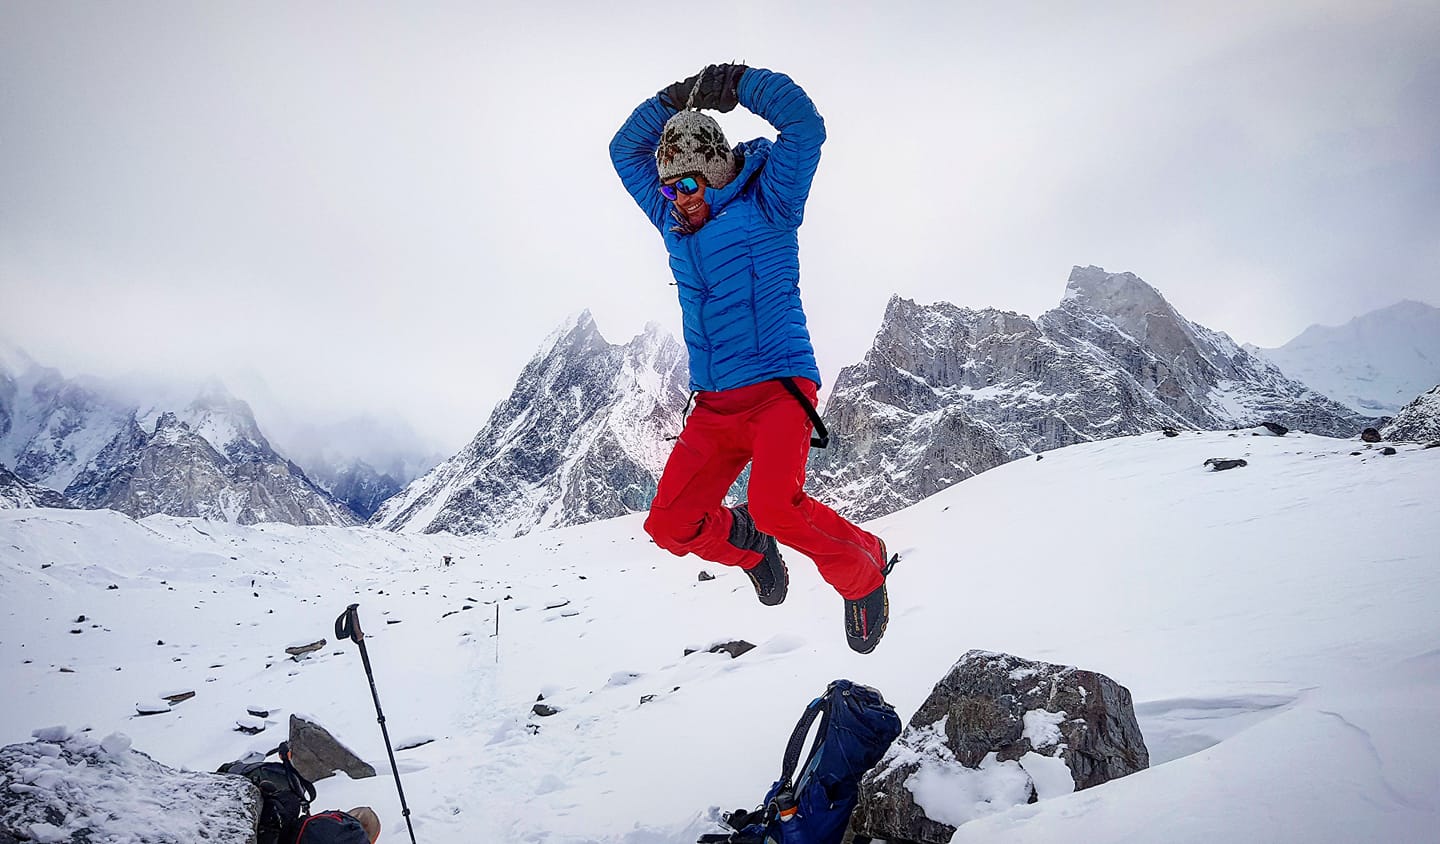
[335,603,419,844]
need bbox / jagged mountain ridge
[809,266,1371,520]
[0,463,72,509]
[1252,300,1440,415]
[0,347,356,526]
[371,312,689,537]
[1381,385,1440,442]
[66,411,357,526]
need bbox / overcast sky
[3,1,1437,451]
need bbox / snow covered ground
[2,430,1437,842]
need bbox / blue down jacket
[610,68,826,393]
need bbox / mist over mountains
[4,266,1435,536]
[1251,299,1440,415]
[0,346,436,523]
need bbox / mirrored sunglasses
[658,176,701,201]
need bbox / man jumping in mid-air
[610,63,892,653]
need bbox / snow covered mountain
[372,312,688,536]
[65,409,357,526]
[0,463,72,509]
[3,430,1437,841]
[0,344,138,493]
[0,346,356,526]
[1251,299,1440,415]
[810,266,1370,520]
[1382,385,1440,442]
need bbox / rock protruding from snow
[0,733,259,843]
[850,650,1147,842]
[1381,386,1440,442]
[288,714,376,782]
[812,266,1369,520]
[373,313,689,537]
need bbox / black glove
[659,64,749,112]
[691,63,747,112]
[659,69,704,111]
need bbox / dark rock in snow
[1261,422,1289,436]
[532,703,561,717]
[851,650,1147,843]
[1162,428,1180,437]
[285,639,326,657]
[698,570,715,582]
[0,733,258,843]
[683,640,755,659]
[1361,427,1382,443]
[1204,458,1248,471]
[1381,447,1397,456]
[288,714,376,781]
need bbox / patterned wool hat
[656,110,739,189]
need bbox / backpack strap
[275,742,317,810]
[778,377,829,449]
[770,689,832,813]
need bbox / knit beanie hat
[656,110,739,189]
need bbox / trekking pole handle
[335,603,364,643]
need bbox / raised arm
[609,95,673,232]
[738,68,827,228]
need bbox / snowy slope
[1254,299,1440,415]
[2,431,1437,842]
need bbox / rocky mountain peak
[374,316,689,536]
[810,267,1369,521]
[1062,265,1186,344]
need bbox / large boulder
[850,650,1148,842]
[0,729,259,843]
[288,714,376,782]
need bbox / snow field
[1,430,1437,842]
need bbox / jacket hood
[706,138,771,213]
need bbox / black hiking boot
[845,539,891,654]
[728,505,788,607]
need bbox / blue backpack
[700,680,902,844]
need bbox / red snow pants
[644,378,886,600]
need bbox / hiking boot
[845,538,892,654]
[729,505,788,607]
[844,581,888,654]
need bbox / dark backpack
[217,743,317,844]
[700,679,903,844]
[295,810,371,844]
